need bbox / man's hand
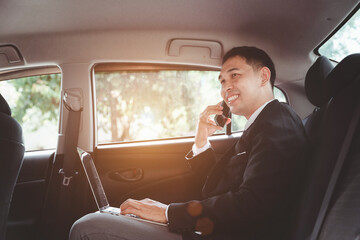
[120,198,168,224]
[195,102,231,148]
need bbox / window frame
[0,66,60,81]
[314,3,360,62]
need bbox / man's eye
[220,79,225,84]
[232,73,238,78]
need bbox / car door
[94,135,239,207]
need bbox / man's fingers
[121,207,144,218]
[225,118,231,125]
[121,202,151,219]
[208,118,222,129]
[120,198,141,211]
[120,199,166,223]
[140,198,154,204]
[204,120,223,131]
[121,198,155,212]
[200,106,223,122]
[208,118,216,125]
[195,102,226,148]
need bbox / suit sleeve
[184,147,217,185]
[168,118,307,235]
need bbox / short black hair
[222,46,276,87]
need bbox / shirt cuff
[165,205,169,223]
[192,140,211,156]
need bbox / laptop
[77,147,167,227]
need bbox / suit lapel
[201,100,280,198]
[202,135,249,197]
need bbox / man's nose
[223,80,233,92]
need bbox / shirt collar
[244,99,275,131]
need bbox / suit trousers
[69,212,183,240]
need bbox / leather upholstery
[0,94,25,240]
[0,94,11,116]
[305,56,334,107]
[303,56,334,145]
[325,53,360,99]
[289,54,360,240]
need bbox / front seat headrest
[305,56,334,107]
[0,94,11,116]
[325,53,360,99]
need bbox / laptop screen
[78,148,109,210]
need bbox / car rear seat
[302,56,334,145]
[314,54,360,240]
[286,55,334,239]
[289,54,360,240]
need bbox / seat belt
[42,91,83,240]
[58,91,83,188]
[54,91,83,239]
[37,89,84,240]
[310,99,360,240]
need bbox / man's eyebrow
[218,68,240,80]
[227,67,239,73]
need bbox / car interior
[0,0,359,239]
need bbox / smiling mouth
[227,95,239,104]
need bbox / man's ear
[260,67,271,86]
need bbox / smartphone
[214,101,231,127]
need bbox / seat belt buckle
[62,176,73,186]
[59,169,78,187]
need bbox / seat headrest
[0,94,11,116]
[305,56,334,107]
[325,53,360,99]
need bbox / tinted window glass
[318,9,360,61]
[95,69,221,143]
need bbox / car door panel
[94,136,239,207]
[7,151,54,240]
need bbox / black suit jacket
[168,100,309,239]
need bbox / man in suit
[70,46,308,240]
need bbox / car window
[94,65,288,144]
[318,8,360,62]
[94,67,220,144]
[0,73,61,151]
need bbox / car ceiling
[0,0,358,82]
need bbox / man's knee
[69,213,100,240]
[69,213,182,240]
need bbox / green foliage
[10,74,61,131]
[95,70,220,142]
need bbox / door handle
[109,168,143,182]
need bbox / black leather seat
[0,94,25,240]
[289,54,360,240]
[286,56,334,239]
[302,56,334,145]
[315,54,360,240]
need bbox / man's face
[218,56,264,118]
